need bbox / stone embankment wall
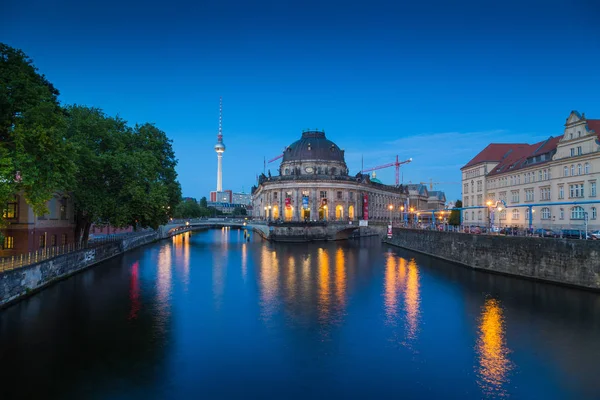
[0,232,160,308]
[385,228,600,290]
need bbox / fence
[0,230,154,273]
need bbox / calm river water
[1,229,599,399]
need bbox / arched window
[285,168,289,175]
[478,210,482,220]
[585,162,590,174]
[571,165,575,176]
[571,206,585,220]
[471,211,475,220]
[541,207,551,219]
[578,164,582,175]
[564,167,568,177]
[512,209,520,220]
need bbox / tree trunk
[82,221,92,246]
[74,209,84,246]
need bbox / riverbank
[384,228,600,291]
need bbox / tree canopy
[0,43,75,220]
[1,43,182,243]
[448,200,462,226]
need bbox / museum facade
[251,130,445,222]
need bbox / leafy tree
[65,106,182,243]
[448,200,462,226]
[0,43,76,222]
[233,206,247,216]
[173,200,210,218]
[199,196,208,208]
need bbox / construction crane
[362,156,412,186]
[420,179,461,191]
[268,147,288,163]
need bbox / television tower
[214,97,226,192]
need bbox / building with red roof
[461,110,600,230]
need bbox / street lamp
[388,204,393,224]
[410,207,415,226]
[400,205,405,226]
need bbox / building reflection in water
[172,232,190,289]
[334,248,346,313]
[384,252,421,344]
[404,259,420,341]
[259,246,279,322]
[476,298,512,398]
[317,248,331,323]
[241,242,248,280]
[129,261,141,320]
[384,254,398,325]
[155,245,172,331]
[256,244,351,330]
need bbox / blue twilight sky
[2,0,600,201]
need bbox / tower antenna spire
[214,96,226,192]
[218,96,222,138]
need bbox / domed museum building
[251,130,445,222]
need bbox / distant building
[1,193,75,256]
[252,129,445,222]
[210,190,232,203]
[207,201,250,215]
[232,192,252,205]
[461,110,600,230]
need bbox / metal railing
[0,230,155,273]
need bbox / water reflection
[318,248,331,323]
[404,259,420,341]
[156,245,172,320]
[384,253,398,325]
[476,298,512,398]
[259,246,279,322]
[129,261,141,320]
[334,248,346,312]
[172,232,190,289]
[384,253,421,344]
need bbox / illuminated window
[51,235,57,247]
[512,209,520,220]
[61,234,67,245]
[39,235,46,249]
[3,236,14,249]
[3,196,18,219]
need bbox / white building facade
[461,111,600,230]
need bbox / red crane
[268,147,288,163]
[362,156,413,186]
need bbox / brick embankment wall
[0,232,159,308]
[385,228,600,290]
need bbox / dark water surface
[1,229,599,399]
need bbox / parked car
[533,228,558,238]
[560,229,591,240]
[591,230,600,240]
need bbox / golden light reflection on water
[318,248,331,322]
[334,248,346,310]
[476,298,512,398]
[404,259,420,341]
[172,232,190,288]
[287,255,296,298]
[384,253,398,324]
[241,242,248,280]
[384,254,420,344]
[259,246,279,321]
[156,245,172,323]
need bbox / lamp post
[400,205,405,226]
[388,204,393,224]
[264,206,267,221]
[410,207,415,227]
[486,200,493,231]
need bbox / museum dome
[282,130,346,163]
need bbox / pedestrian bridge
[162,219,385,242]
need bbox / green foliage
[199,196,208,208]
[233,206,247,216]
[173,200,211,219]
[0,43,76,221]
[448,200,462,226]
[65,106,182,241]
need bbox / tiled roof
[588,119,600,137]
[461,143,528,170]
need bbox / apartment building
[461,110,600,229]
